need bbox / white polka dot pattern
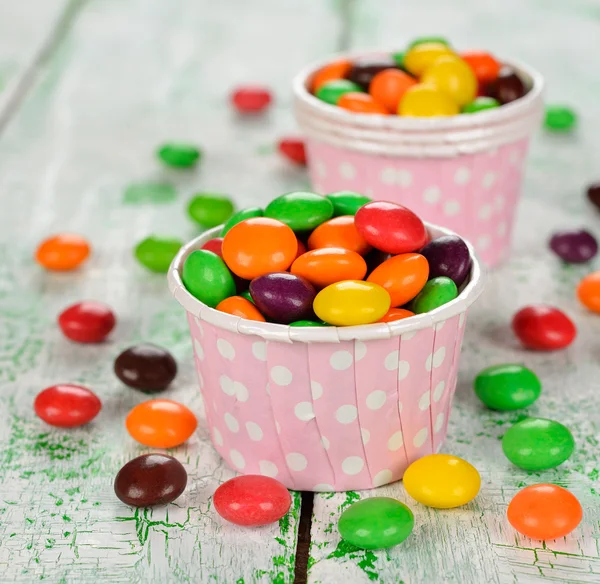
[286,452,308,472]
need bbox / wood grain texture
[308,1,600,583]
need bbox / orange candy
[216,296,265,321]
[507,484,582,540]
[222,217,298,280]
[126,399,197,448]
[367,253,429,307]
[311,60,352,93]
[35,234,90,271]
[308,215,371,256]
[577,271,600,313]
[291,247,367,289]
[461,51,501,84]
[378,308,415,323]
[295,239,307,260]
[369,69,417,113]
[337,92,388,115]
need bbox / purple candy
[549,229,598,263]
[249,272,316,324]
[419,235,472,287]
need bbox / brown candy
[114,343,177,393]
[114,454,187,507]
[487,67,526,104]
[587,182,600,210]
[346,57,400,91]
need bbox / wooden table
[1,1,599,582]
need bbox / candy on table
[277,137,307,165]
[126,399,197,448]
[325,191,372,216]
[114,343,177,393]
[249,272,316,324]
[403,454,480,509]
[378,307,415,322]
[460,51,501,84]
[156,142,201,168]
[474,364,541,411]
[337,92,388,115]
[310,59,352,93]
[265,191,334,231]
[549,229,597,263]
[230,85,273,114]
[216,296,266,321]
[411,276,458,314]
[134,236,182,273]
[587,182,600,210]
[399,84,460,117]
[512,305,577,350]
[220,207,263,236]
[213,475,292,527]
[35,384,101,428]
[369,68,417,113]
[291,247,367,289]
[188,193,235,228]
[316,79,363,105]
[419,234,472,287]
[182,249,237,307]
[114,454,187,507]
[462,96,500,113]
[308,215,372,255]
[486,66,526,104]
[346,56,401,90]
[58,301,116,343]
[35,234,90,271]
[507,484,582,540]
[544,105,577,132]
[200,237,224,257]
[421,55,477,106]
[338,497,414,550]
[502,417,575,471]
[577,271,600,313]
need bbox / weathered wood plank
[309,1,600,582]
[0,0,342,582]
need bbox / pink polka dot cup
[293,51,544,267]
[169,223,485,492]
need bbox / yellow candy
[421,55,477,107]
[313,280,391,326]
[403,42,455,77]
[398,84,459,117]
[403,454,481,509]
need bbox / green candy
[157,143,202,168]
[326,191,371,216]
[544,105,577,132]
[392,51,406,69]
[462,97,500,114]
[338,497,414,550]
[134,236,182,273]
[289,320,328,327]
[265,191,334,232]
[182,250,236,308]
[316,79,363,105]
[411,277,458,314]
[240,289,255,304]
[220,207,263,236]
[474,364,541,411]
[188,194,235,228]
[502,417,575,471]
[407,36,450,49]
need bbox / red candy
[512,305,577,351]
[201,237,224,258]
[34,384,101,427]
[278,137,307,165]
[355,201,428,254]
[58,301,116,343]
[231,86,272,114]
[213,475,291,526]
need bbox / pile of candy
[310,37,529,117]
[181,192,472,325]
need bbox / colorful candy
[249,273,316,324]
[460,51,501,84]
[134,236,182,273]
[291,248,367,289]
[35,234,90,271]
[182,250,237,307]
[577,271,600,313]
[114,344,177,393]
[419,234,471,286]
[58,301,116,343]
[378,308,415,322]
[507,484,582,540]
[403,454,480,509]
[487,67,526,104]
[310,59,352,92]
[544,105,577,132]
[346,56,400,90]
[462,96,500,113]
[157,143,201,168]
[316,79,363,105]
[403,42,455,77]
[222,218,298,279]
[220,207,263,236]
[216,296,265,321]
[126,399,197,448]
[313,280,390,326]
[587,182,600,210]
[265,192,334,232]
[502,417,575,471]
[512,305,576,351]
[326,191,371,216]
[421,55,477,106]
[308,215,371,255]
[213,475,291,526]
[34,384,101,428]
[369,69,417,112]
[114,454,187,507]
[337,92,388,115]
[188,194,235,228]
[231,86,272,114]
[411,276,458,313]
[338,497,414,550]
[201,237,224,257]
[399,84,459,116]
[407,36,450,50]
[277,137,307,165]
[549,229,597,263]
[474,364,541,411]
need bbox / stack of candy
[180,191,473,325]
[311,37,528,117]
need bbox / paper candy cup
[293,51,544,267]
[169,224,485,492]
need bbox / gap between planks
[294,491,315,584]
